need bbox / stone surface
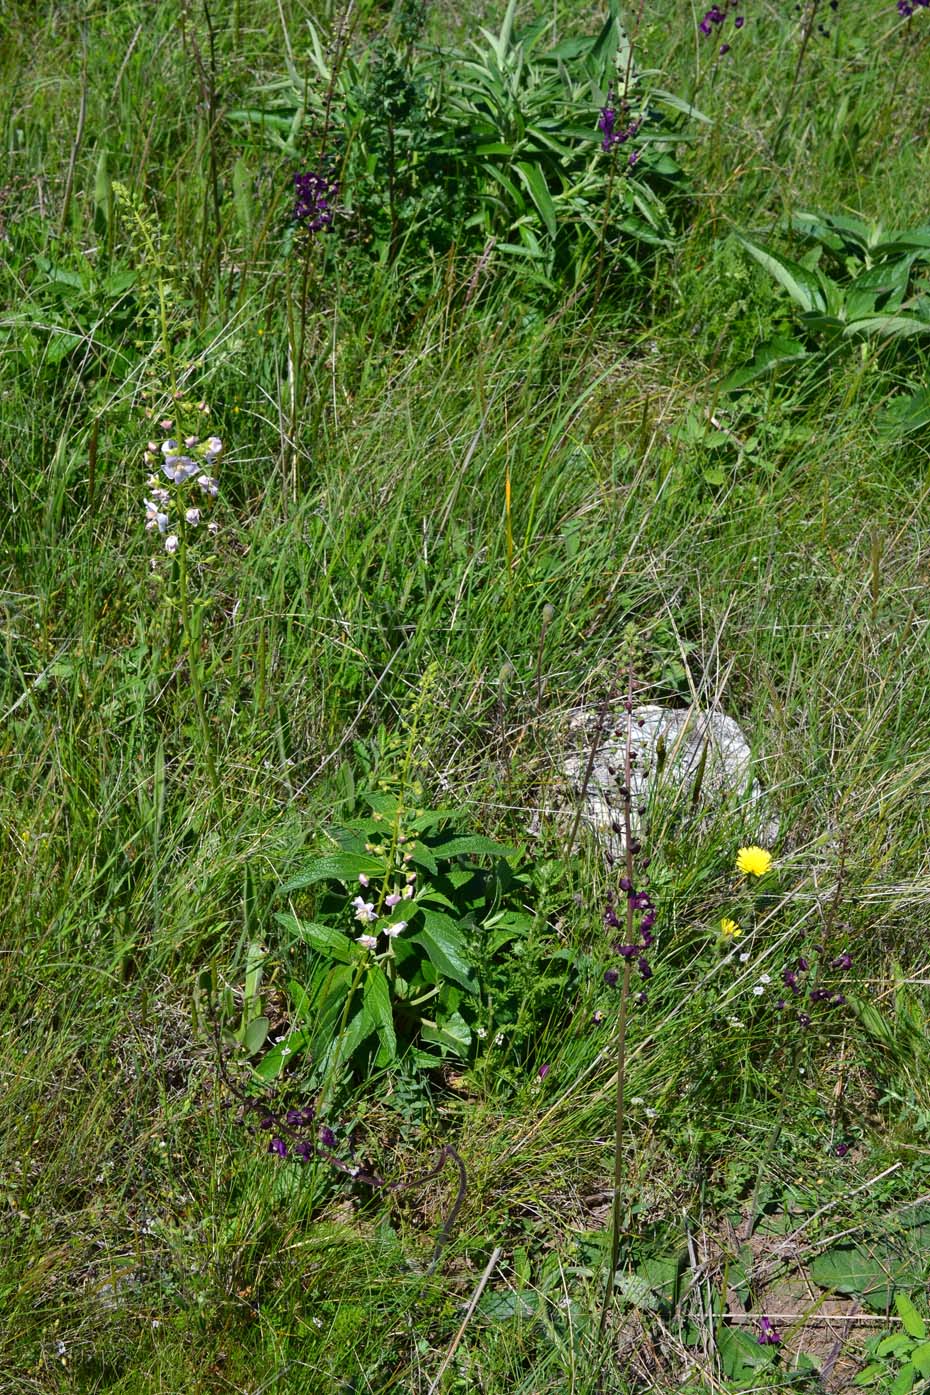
[561,703,777,857]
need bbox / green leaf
[876,387,930,439]
[363,965,397,1062]
[844,315,930,340]
[431,835,520,860]
[515,162,557,239]
[719,336,810,391]
[243,1015,270,1055]
[274,913,353,964]
[889,1363,916,1395]
[896,1293,927,1340]
[911,1340,930,1378]
[414,910,478,992]
[736,233,827,313]
[277,853,385,893]
[420,1008,471,1055]
[253,1029,307,1081]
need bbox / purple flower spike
[269,1137,287,1158]
[295,1140,313,1162]
[637,957,652,980]
[616,943,638,959]
[293,170,338,233]
[758,1316,781,1345]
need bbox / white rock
[561,703,777,857]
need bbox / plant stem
[178,527,223,808]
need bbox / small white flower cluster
[351,870,413,949]
[143,419,222,553]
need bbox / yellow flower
[736,845,773,877]
[720,917,741,938]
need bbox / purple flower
[538,1063,550,1080]
[734,14,745,26]
[758,1316,781,1345]
[798,1012,812,1029]
[269,1137,287,1158]
[604,968,620,987]
[797,957,809,972]
[782,969,800,994]
[294,1140,313,1162]
[598,105,617,152]
[286,1109,302,1126]
[293,170,338,233]
[830,952,852,970]
[616,943,638,959]
[835,1142,850,1157]
[719,42,730,53]
[637,957,652,980]
[301,1105,315,1125]
[319,1126,336,1148]
[604,904,621,929]
[259,1115,274,1130]
[618,877,632,893]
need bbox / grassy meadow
[2,0,930,1390]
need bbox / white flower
[402,884,414,900]
[758,973,771,985]
[206,435,223,455]
[476,1027,487,1039]
[162,455,199,483]
[161,438,179,454]
[197,474,219,498]
[352,895,376,924]
[164,534,179,554]
[739,952,750,963]
[383,921,406,938]
[356,933,378,950]
[727,1016,744,1029]
[386,892,401,907]
[185,507,201,526]
[644,1107,658,1119]
[752,984,765,996]
[144,500,169,534]
[358,873,370,887]
[207,521,219,536]
[494,1031,504,1046]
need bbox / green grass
[3,1,930,1391]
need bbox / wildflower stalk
[600,662,636,1338]
[176,522,223,808]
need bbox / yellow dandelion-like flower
[736,845,773,877]
[720,917,741,938]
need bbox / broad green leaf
[277,853,385,894]
[876,388,930,438]
[736,233,826,313]
[720,336,810,391]
[844,315,930,340]
[363,965,397,1061]
[432,835,520,860]
[911,1340,930,1378]
[896,1293,927,1340]
[243,1015,270,1055]
[716,1325,775,1378]
[420,1008,471,1055]
[274,913,353,964]
[415,910,478,991]
[253,1029,307,1081]
[889,1364,916,1395]
[878,1335,912,1357]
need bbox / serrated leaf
[363,965,396,1062]
[414,911,478,992]
[274,913,353,963]
[896,1293,927,1340]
